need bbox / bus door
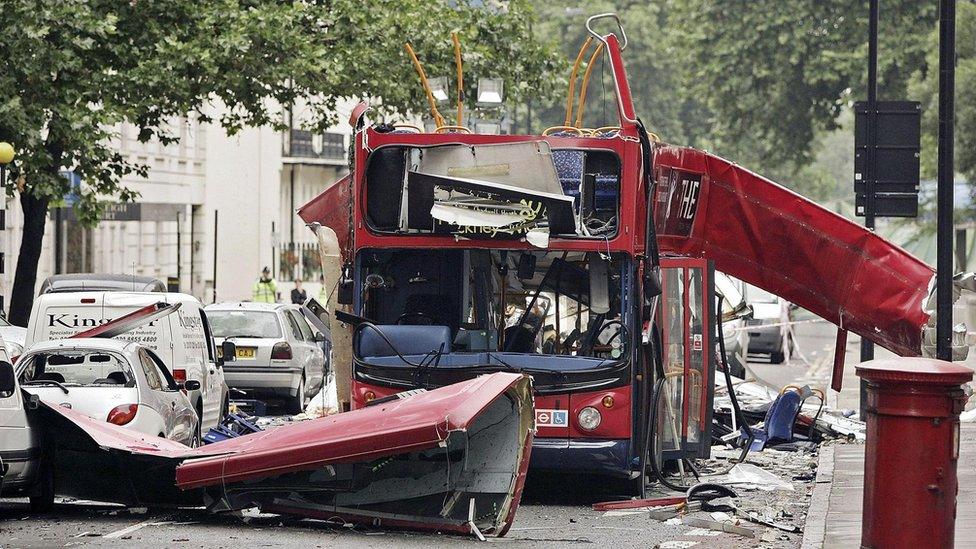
[654,257,716,462]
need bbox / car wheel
[287,374,306,415]
[29,464,55,514]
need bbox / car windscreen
[18,351,134,386]
[207,311,283,338]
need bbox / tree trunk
[9,193,50,326]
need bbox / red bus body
[299,30,933,480]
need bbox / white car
[206,302,327,413]
[15,339,201,446]
[25,292,229,433]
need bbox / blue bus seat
[358,325,452,358]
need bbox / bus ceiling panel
[653,144,933,357]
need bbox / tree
[0,0,559,325]
[669,0,937,178]
[526,1,709,143]
[911,1,976,218]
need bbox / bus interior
[363,142,621,242]
[352,249,633,390]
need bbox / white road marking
[102,519,171,539]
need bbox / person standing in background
[291,279,308,305]
[252,266,278,303]
[318,274,328,303]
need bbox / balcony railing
[286,129,346,161]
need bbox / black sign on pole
[854,100,921,218]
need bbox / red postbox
[857,357,973,549]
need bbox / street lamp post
[0,142,14,316]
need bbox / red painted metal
[603,34,638,132]
[69,302,177,339]
[832,328,848,392]
[36,372,534,537]
[681,267,691,439]
[350,130,643,258]
[349,100,369,128]
[532,393,571,439]
[176,372,530,488]
[856,358,973,548]
[349,379,400,410]
[567,387,632,439]
[592,496,686,511]
[653,145,933,356]
[297,174,353,261]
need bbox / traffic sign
[854,100,920,218]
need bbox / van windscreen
[207,311,282,338]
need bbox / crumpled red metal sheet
[297,174,353,260]
[176,372,531,488]
[653,144,933,356]
[36,372,534,537]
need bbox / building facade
[1,101,354,312]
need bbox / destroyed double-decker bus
[299,14,941,493]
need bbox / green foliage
[528,2,706,143]
[0,0,558,225]
[911,1,976,217]
[670,0,936,172]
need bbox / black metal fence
[279,242,322,283]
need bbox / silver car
[205,302,327,413]
[744,285,793,364]
[16,339,201,446]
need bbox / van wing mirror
[221,341,237,364]
[0,361,15,395]
[183,379,201,391]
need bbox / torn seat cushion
[358,325,452,358]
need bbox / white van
[25,292,229,432]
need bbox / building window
[287,130,345,161]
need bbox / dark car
[38,274,166,295]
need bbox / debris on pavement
[202,413,262,444]
[724,463,795,492]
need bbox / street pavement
[0,321,858,548]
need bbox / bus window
[357,248,628,359]
[363,144,620,241]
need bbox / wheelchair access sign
[535,409,569,428]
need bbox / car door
[146,350,196,444]
[290,311,325,391]
[283,311,313,394]
[137,348,186,442]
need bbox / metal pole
[936,0,955,361]
[859,0,879,420]
[54,207,63,274]
[212,210,218,304]
[176,210,182,291]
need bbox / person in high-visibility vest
[252,266,278,303]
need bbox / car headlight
[577,406,602,431]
